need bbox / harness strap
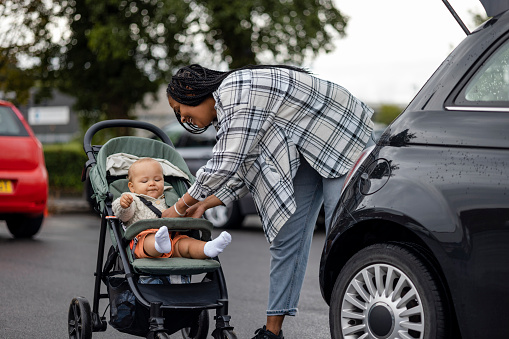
[137,196,163,218]
[137,196,178,238]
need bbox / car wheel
[6,213,44,238]
[329,243,449,339]
[204,201,244,229]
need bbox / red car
[0,100,48,238]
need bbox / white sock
[203,231,231,258]
[154,226,172,254]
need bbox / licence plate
[0,180,13,194]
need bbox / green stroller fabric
[88,136,220,275]
[125,218,220,275]
[89,136,195,212]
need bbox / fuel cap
[359,159,391,195]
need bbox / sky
[308,0,486,105]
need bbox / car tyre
[329,243,449,339]
[6,213,44,238]
[204,201,244,229]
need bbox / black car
[319,3,509,339]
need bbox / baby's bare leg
[142,227,172,257]
[174,232,232,259]
[173,238,207,259]
[143,234,163,257]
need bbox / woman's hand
[185,202,207,219]
[119,193,133,209]
[161,193,225,219]
[161,206,182,218]
[186,195,225,219]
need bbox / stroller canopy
[89,136,195,211]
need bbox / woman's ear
[128,182,135,193]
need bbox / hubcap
[340,264,424,339]
[368,303,394,338]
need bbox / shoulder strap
[137,196,162,218]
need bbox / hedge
[44,143,89,195]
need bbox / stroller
[68,120,237,339]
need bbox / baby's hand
[120,193,134,208]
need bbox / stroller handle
[83,119,174,156]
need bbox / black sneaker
[252,326,284,339]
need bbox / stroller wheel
[181,310,209,339]
[68,296,92,339]
[153,332,171,339]
[220,329,238,339]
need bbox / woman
[162,64,374,338]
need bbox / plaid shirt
[188,68,373,242]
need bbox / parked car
[319,3,509,339]
[0,100,48,238]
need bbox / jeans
[267,157,345,316]
[267,132,376,316]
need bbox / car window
[0,106,29,136]
[183,128,216,147]
[182,135,216,147]
[458,38,509,104]
[163,122,216,147]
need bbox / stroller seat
[132,257,221,276]
[108,177,221,276]
[123,218,221,276]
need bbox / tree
[374,104,402,126]
[0,52,35,105]
[0,0,41,105]
[470,10,489,26]
[0,0,348,128]
[199,0,347,68]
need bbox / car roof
[480,0,509,17]
[0,100,15,107]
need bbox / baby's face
[128,161,164,199]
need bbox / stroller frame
[68,120,237,339]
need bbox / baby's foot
[154,226,172,254]
[203,231,232,258]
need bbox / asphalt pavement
[47,195,92,215]
[3,195,331,338]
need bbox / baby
[112,157,231,259]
